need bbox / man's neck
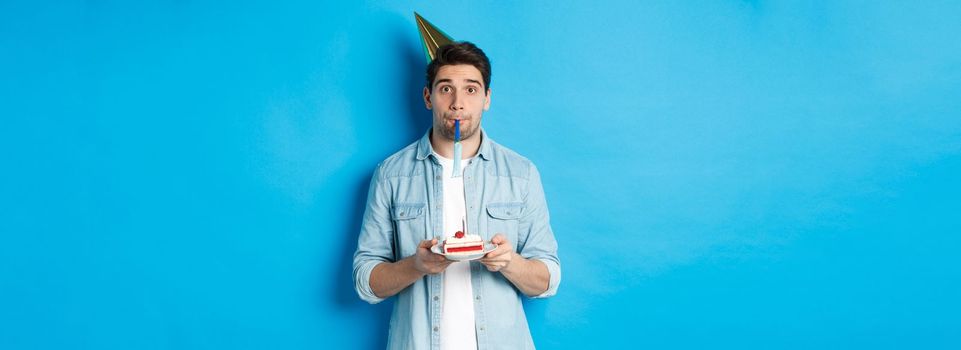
[430,128,481,160]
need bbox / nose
[449,91,464,111]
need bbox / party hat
[414,12,455,62]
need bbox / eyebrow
[434,78,483,87]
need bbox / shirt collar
[416,127,493,161]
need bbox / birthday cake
[444,231,485,255]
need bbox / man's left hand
[480,233,515,272]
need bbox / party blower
[452,119,463,178]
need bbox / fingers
[432,255,453,267]
[484,242,510,258]
[417,250,453,274]
[479,254,510,272]
[479,242,515,272]
[481,247,510,262]
[483,250,500,259]
[427,252,450,263]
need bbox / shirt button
[506,211,512,215]
[433,326,439,332]
[433,296,439,301]
[399,212,405,217]
[479,326,485,331]
[475,296,481,300]
[435,175,442,180]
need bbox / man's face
[424,64,491,142]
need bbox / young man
[353,42,561,350]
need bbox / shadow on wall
[327,12,430,349]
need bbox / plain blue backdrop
[2,1,960,349]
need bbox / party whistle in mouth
[452,119,462,178]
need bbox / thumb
[419,239,437,249]
[491,234,505,244]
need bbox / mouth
[444,118,468,127]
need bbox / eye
[467,87,477,94]
[440,86,452,93]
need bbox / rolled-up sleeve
[352,163,394,304]
[518,163,561,298]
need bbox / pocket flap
[486,202,524,220]
[392,203,425,220]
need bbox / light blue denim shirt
[353,128,561,350]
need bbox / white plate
[431,242,497,261]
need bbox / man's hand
[480,233,516,272]
[479,234,551,296]
[414,239,454,275]
[370,239,452,299]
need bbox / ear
[483,88,491,111]
[423,86,432,110]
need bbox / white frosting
[446,234,483,244]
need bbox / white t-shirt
[435,153,477,350]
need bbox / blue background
[2,1,960,349]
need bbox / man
[353,42,561,350]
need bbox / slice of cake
[444,231,485,255]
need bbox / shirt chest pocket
[485,202,524,245]
[391,203,426,258]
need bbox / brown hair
[425,41,491,92]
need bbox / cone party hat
[414,12,455,62]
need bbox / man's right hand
[369,238,453,299]
[413,238,453,275]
